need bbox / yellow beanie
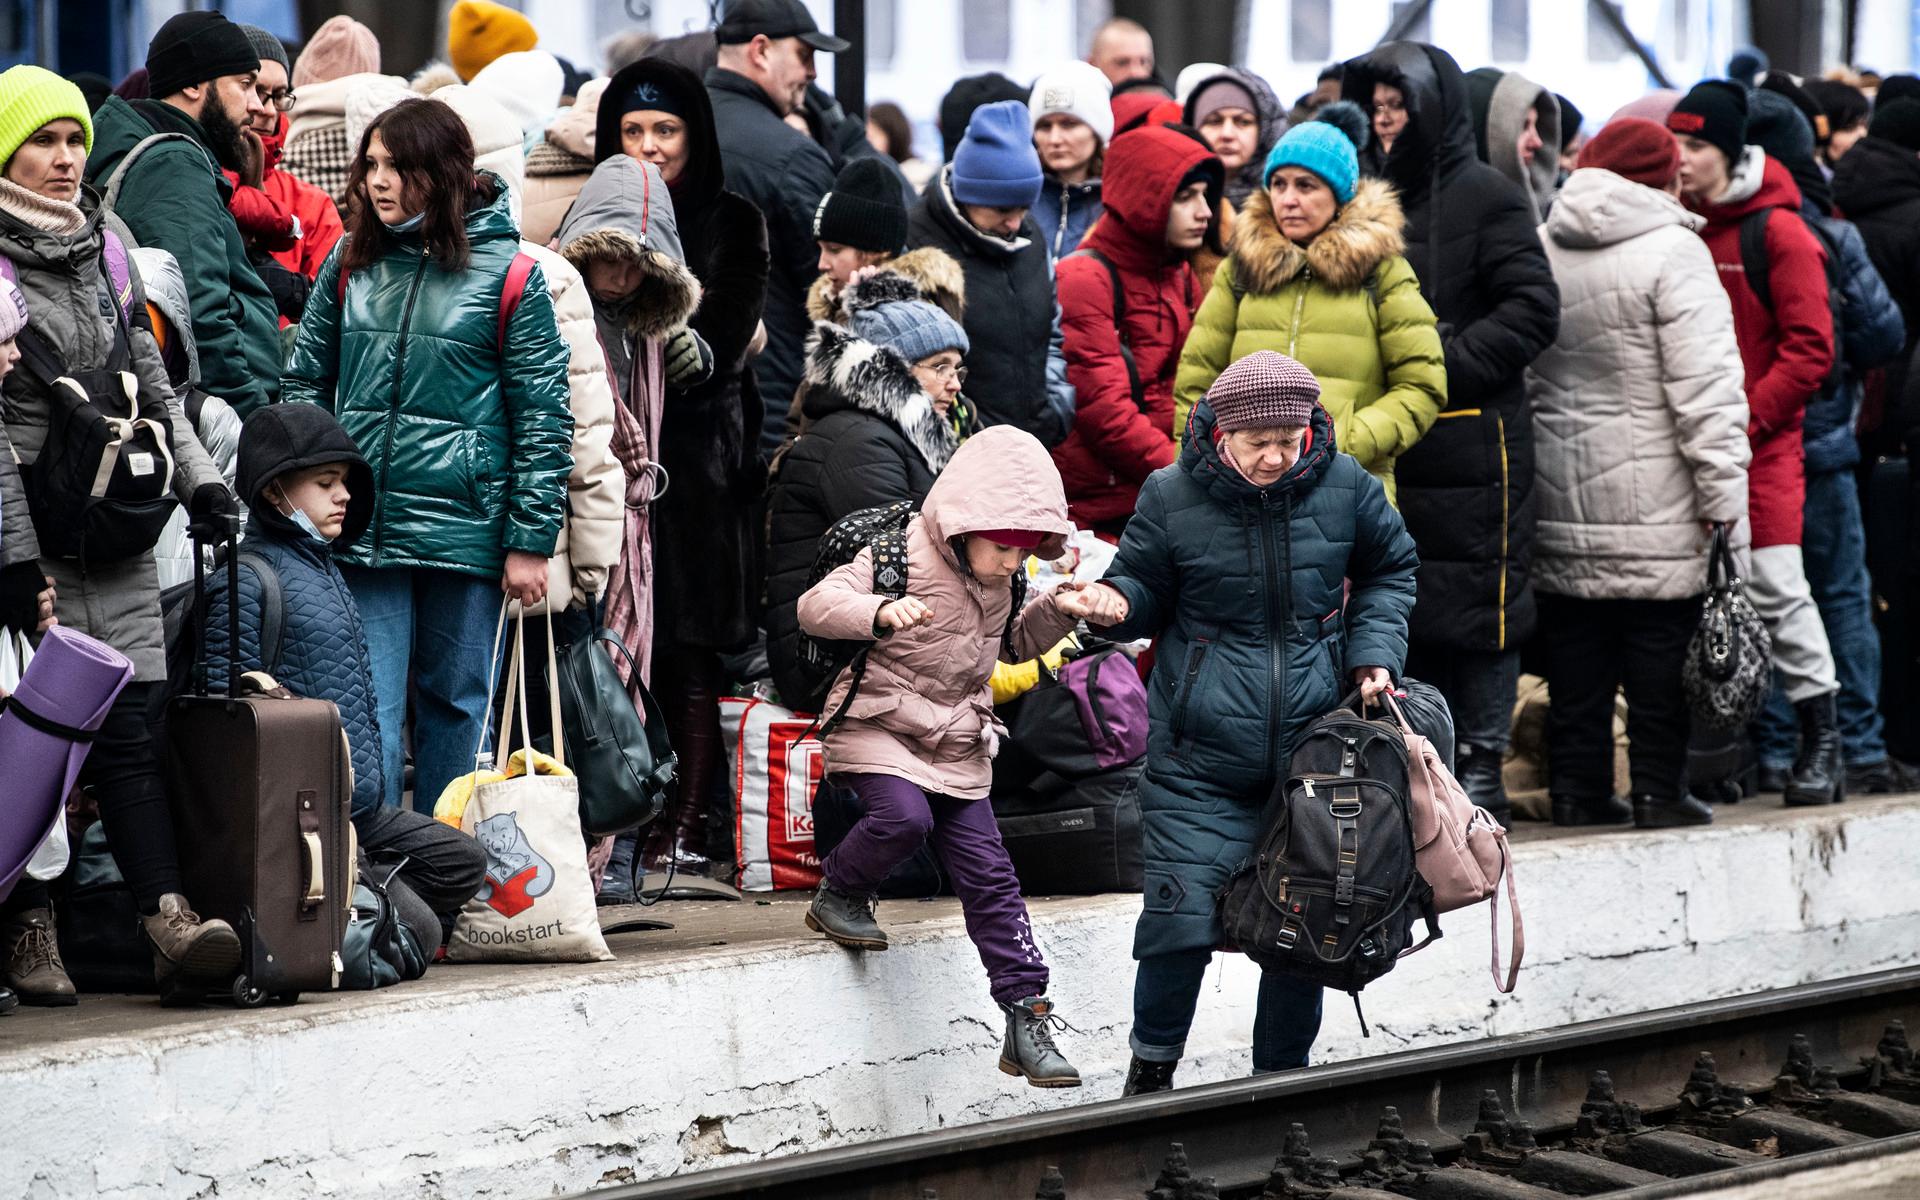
[0,66,92,175]
[449,0,538,83]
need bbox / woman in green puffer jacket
[283,98,573,812]
[1174,103,1445,503]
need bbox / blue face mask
[384,210,426,233]
[285,505,328,544]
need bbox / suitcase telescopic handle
[189,513,244,702]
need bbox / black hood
[1341,41,1477,199]
[236,405,374,548]
[1833,135,1920,219]
[596,56,724,207]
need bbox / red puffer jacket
[1686,149,1834,549]
[260,113,345,281]
[1053,124,1220,529]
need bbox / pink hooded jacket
[797,426,1080,799]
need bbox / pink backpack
[1384,690,1523,993]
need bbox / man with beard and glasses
[86,10,281,414]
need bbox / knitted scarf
[602,334,667,695]
[0,177,88,237]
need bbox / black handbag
[546,630,677,837]
[1682,525,1772,732]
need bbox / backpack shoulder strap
[100,230,135,329]
[497,251,537,349]
[101,132,202,219]
[1072,246,1146,414]
[235,551,286,675]
[1739,208,1774,313]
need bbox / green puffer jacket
[1173,179,1446,502]
[283,174,574,578]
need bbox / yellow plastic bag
[434,743,574,828]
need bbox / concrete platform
[7,794,1920,1199]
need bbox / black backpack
[11,310,177,566]
[1217,693,1439,1031]
[794,500,1026,733]
[1738,206,1846,394]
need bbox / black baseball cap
[716,0,851,53]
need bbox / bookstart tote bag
[448,608,612,963]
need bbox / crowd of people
[2,0,1918,1095]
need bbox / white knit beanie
[0,275,26,343]
[469,48,564,139]
[1028,61,1113,147]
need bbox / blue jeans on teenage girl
[1132,949,1325,1072]
[1753,470,1889,769]
[344,566,503,813]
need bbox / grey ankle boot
[142,894,241,999]
[804,884,888,950]
[999,996,1082,1088]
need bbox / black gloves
[0,561,47,633]
[187,482,239,541]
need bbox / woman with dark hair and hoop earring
[283,97,574,814]
[591,56,770,881]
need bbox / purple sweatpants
[822,772,1049,1005]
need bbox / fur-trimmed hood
[1230,176,1406,293]
[805,245,967,323]
[556,155,701,338]
[802,273,961,473]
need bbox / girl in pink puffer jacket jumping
[796,424,1119,1087]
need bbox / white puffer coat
[1526,167,1752,601]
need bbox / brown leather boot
[4,907,77,1006]
[142,894,241,999]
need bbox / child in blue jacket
[205,405,485,953]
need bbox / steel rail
[561,967,1920,1200]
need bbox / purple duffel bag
[0,625,133,903]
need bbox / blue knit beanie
[1263,119,1359,203]
[952,99,1044,208]
[850,297,970,364]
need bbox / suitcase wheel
[231,975,269,1008]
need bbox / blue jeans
[343,566,502,813]
[1754,470,1887,768]
[1131,948,1324,1071]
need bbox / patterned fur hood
[804,245,967,323]
[802,271,960,473]
[1230,177,1406,294]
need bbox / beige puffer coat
[522,79,605,247]
[1526,167,1751,601]
[797,426,1079,799]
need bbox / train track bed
[571,968,1920,1200]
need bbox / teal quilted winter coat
[282,174,574,578]
[1098,401,1419,958]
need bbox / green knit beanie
[0,66,93,175]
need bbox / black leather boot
[1845,758,1917,795]
[1785,694,1844,807]
[1550,794,1633,827]
[1457,744,1511,826]
[1633,792,1714,828]
[1122,1054,1177,1097]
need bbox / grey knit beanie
[239,25,291,77]
[849,297,970,364]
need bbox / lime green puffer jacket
[1173,179,1446,502]
[283,174,574,578]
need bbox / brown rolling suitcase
[164,519,353,1006]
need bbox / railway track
[564,967,1920,1200]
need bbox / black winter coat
[1833,134,1920,446]
[600,59,771,650]
[763,317,963,711]
[705,67,837,455]
[1342,42,1560,652]
[907,165,1074,444]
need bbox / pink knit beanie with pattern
[1206,350,1320,432]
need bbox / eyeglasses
[918,362,967,385]
[1373,99,1406,116]
[259,88,296,112]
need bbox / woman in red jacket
[1054,124,1223,536]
